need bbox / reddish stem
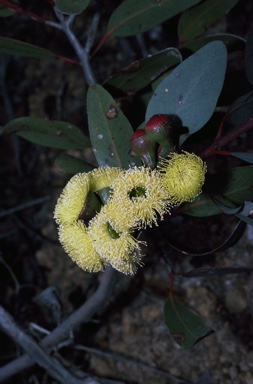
[200,118,253,159]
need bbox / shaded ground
[1,1,253,383]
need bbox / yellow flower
[58,221,105,272]
[89,167,121,192]
[110,166,171,229]
[88,205,144,274]
[159,151,207,204]
[54,173,90,225]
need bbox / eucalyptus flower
[54,173,90,225]
[159,151,207,204]
[58,221,105,272]
[110,166,171,229]
[89,166,121,192]
[88,205,144,274]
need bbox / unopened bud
[145,115,174,155]
[130,129,157,168]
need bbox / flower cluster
[54,152,207,275]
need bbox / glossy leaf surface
[87,85,141,168]
[178,0,239,42]
[164,296,213,349]
[55,0,90,14]
[146,41,227,142]
[3,117,90,150]
[179,166,253,217]
[0,36,53,58]
[108,0,201,37]
[55,154,94,174]
[104,48,182,94]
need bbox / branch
[0,306,101,384]
[200,118,253,159]
[54,8,97,86]
[0,267,116,382]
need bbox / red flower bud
[145,115,174,155]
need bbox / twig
[54,7,97,86]
[200,118,253,159]
[0,267,116,382]
[0,196,50,219]
[75,344,193,384]
[0,306,100,384]
[84,10,100,55]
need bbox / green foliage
[55,154,94,174]
[146,41,227,143]
[87,85,141,168]
[3,117,90,150]
[164,295,213,349]
[0,36,53,58]
[108,0,201,37]
[104,48,182,95]
[178,0,239,42]
[55,0,91,14]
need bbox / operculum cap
[145,114,174,154]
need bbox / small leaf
[178,0,239,43]
[179,166,253,217]
[164,296,214,349]
[146,41,227,143]
[55,154,94,174]
[3,117,90,150]
[87,85,141,168]
[180,33,245,54]
[226,91,253,125]
[231,152,253,164]
[108,0,201,37]
[245,27,253,86]
[0,36,53,58]
[55,0,90,14]
[104,48,182,94]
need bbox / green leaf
[245,27,253,86]
[226,91,253,125]
[55,154,94,174]
[0,36,53,58]
[164,296,213,349]
[178,0,239,43]
[180,33,245,54]
[108,0,201,37]
[146,41,227,143]
[55,0,90,14]
[3,117,90,150]
[231,152,253,164]
[104,48,182,94]
[87,85,141,168]
[179,166,253,217]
